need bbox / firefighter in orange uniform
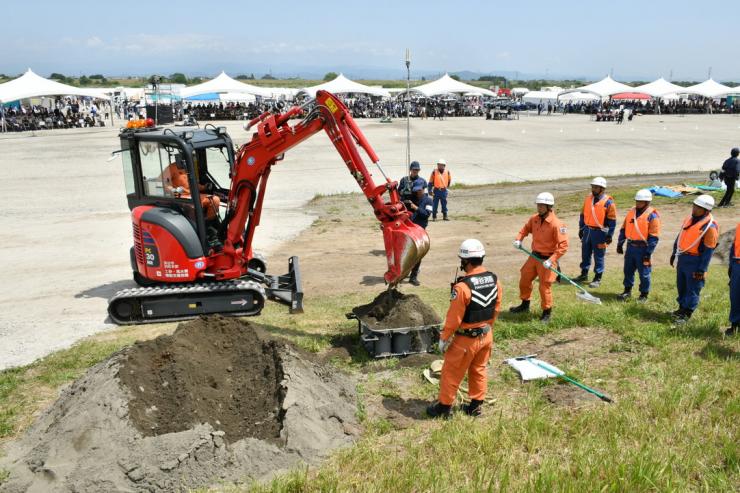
[616,189,661,301]
[727,221,739,336]
[510,192,569,322]
[161,156,221,220]
[427,239,502,419]
[670,194,719,323]
[576,177,617,288]
[428,158,452,221]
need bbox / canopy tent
[511,87,530,96]
[633,78,695,97]
[261,87,299,99]
[522,90,560,104]
[611,92,651,100]
[180,72,270,99]
[0,69,111,102]
[559,76,633,98]
[558,91,600,102]
[412,73,496,97]
[300,73,390,98]
[685,79,735,98]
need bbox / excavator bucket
[382,219,430,285]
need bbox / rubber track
[108,279,266,325]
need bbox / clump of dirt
[352,289,441,329]
[119,317,284,441]
[713,227,737,264]
[0,316,359,493]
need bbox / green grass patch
[1,267,737,492]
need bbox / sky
[1,0,737,81]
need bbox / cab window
[138,142,187,199]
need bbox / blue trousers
[731,262,740,325]
[623,244,651,294]
[676,255,705,311]
[580,227,607,274]
[432,188,448,216]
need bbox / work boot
[675,308,693,324]
[443,213,449,221]
[671,307,685,318]
[462,399,484,417]
[540,309,552,323]
[638,293,649,303]
[408,275,420,286]
[574,270,588,283]
[432,214,437,222]
[426,402,452,419]
[725,324,739,336]
[509,300,530,313]
[617,289,632,301]
[588,273,602,288]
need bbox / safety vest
[625,206,654,242]
[583,194,611,229]
[458,271,498,323]
[676,214,715,256]
[734,226,740,260]
[430,169,451,189]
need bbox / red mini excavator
[108,91,429,324]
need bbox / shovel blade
[576,290,602,304]
[382,218,430,285]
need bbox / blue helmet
[412,177,427,190]
[409,161,421,170]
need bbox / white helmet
[535,192,555,205]
[591,176,607,188]
[634,189,653,202]
[459,239,486,258]
[437,158,447,166]
[693,194,715,211]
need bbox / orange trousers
[438,331,492,405]
[519,256,556,309]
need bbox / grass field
[1,266,737,492]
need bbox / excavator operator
[161,154,221,221]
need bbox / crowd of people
[1,98,109,132]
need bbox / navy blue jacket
[722,157,739,179]
[412,195,434,229]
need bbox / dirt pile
[352,289,441,329]
[119,317,284,441]
[0,316,359,493]
[713,227,737,264]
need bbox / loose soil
[0,316,359,493]
[118,316,285,441]
[352,289,442,329]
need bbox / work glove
[438,338,449,354]
[616,243,624,255]
[692,271,706,281]
[605,236,613,245]
[670,254,676,268]
[642,255,651,267]
[578,228,584,240]
[513,239,522,249]
[543,259,553,269]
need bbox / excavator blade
[382,219,430,285]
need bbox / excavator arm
[213,90,429,285]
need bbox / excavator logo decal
[325,98,339,114]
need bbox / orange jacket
[676,214,719,256]
[582,194,617,229]
[162,163,190,194]
[516,212,569,262]
[624,206,661,241]
[429,168,451,189]
[734,224,740,260]
[442,265,501,340]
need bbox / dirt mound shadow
[119,317,284,441]
[1,316,359,493]
[352,289,441,329]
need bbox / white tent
[560,76,633,98]
[0,69,111,102]
[261,87,299,99]
[559,91,600,102]
[300,73,390,98]
[219,92,257,103]
[511,87,530,96]
[522,90,561,104]
[413,73,496,97]
[685,79,735,98]
[633,78,696,97]
[180,72,270,99]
